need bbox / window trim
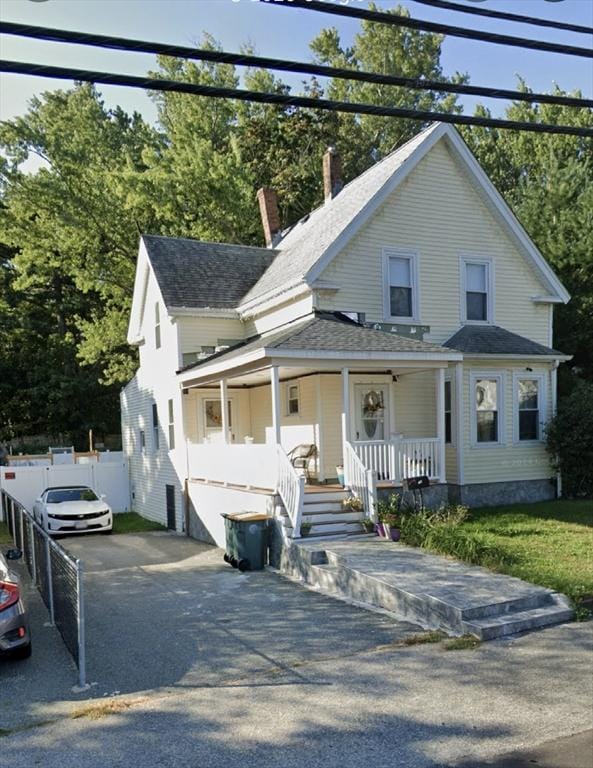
[444,377,454,446]
[382,248,420,324]
[460,255,495,325]
[470,371,505,448]
[286,382,300,417]
[513,372,546,444]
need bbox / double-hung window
[287,384,300,416]
[168,399,175,449]
[472,374,504,445]
[444,380,452,444]
[155,302,161,349]
[384,249,418,322]
[515,376,544,442]
[462,257,493,323]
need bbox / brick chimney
[257,187,281,248]
[323,146,343,202]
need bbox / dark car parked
[0,548,31,659]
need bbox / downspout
[551,361,562,498]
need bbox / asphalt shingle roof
[446,325,562,356]
[143,235,276,309]
[180,312,456,374]
[241,123,441,305]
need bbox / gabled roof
[179,312,459,377]
[143,235,276,310]
[240,122,569,310]
[446,325,564,357]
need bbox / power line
[271,0,593,59]
[1,22,591,109]
[410,0,593,35]
[1,59,591,138]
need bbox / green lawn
[461,500,593,606]
[112,512,166,534]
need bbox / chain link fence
[1,490,87,689]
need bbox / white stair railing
[276,444,305,538]
[344,441,377,521]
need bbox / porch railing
[344,441,377,521]
[276,444,305,538]
[353,437,441,483]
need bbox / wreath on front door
[363,390,384,416]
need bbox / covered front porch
[178,313,462,538]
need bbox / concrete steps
[280,539,573,640]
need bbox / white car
[33,486,113,536]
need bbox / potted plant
[361,518,376,534]
[376,494,402,541]
[342,495,364,512]
[300,521,312,537]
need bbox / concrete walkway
[286,537,573,638]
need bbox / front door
[354,385,389,442]
[202,398,233,443]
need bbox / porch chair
[287,444,318,483]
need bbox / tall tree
[310,2,466,178]
[463,88,593,387]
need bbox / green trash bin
[222,512,270,572]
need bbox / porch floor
[283,538,573,640]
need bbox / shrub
[376,494,403,527]
[400,504,512,569]
[546,380,593,498]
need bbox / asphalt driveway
[1,531,591,768]
[0,531,421,730]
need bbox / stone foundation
[448,478,557,508]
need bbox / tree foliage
[0,9,590,447]
[546,380,593,498]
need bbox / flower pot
[376,522,386,538]
[388,526,401,542]
[336,466,345,486]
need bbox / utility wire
[410,0,593,35]
[271,0,593,59]
[1,22,591,109]
[1,59,591,138]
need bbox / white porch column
[341,367,351,444]
[220,378,228,444]
[435,367,446,484]
[455,362,464,486]
[270,366,281,444]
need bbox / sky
[0,0,592,129]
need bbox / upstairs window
[168,399,175,450]
[462,258,493,323]
[155,302,161,349]
[152,403,159,451]
[383,249,419,321]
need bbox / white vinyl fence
[0,460,130,514]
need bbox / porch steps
[280,539,573,641]
[277,486,366,539]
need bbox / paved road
[1,532,591,768]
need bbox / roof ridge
[276,122,440,248]
[142,233,276,254]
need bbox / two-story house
[121,122,570,547]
